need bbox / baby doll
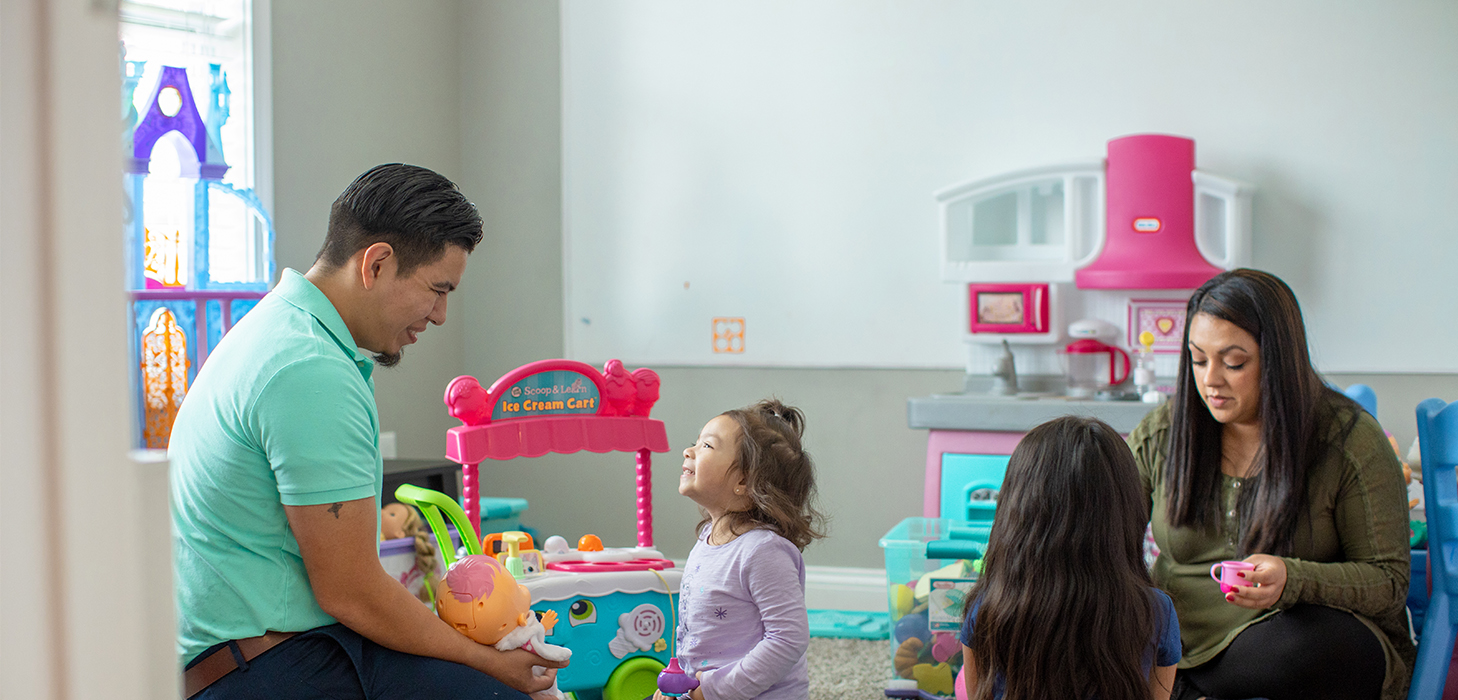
[380,502,439,606]
[436,554,572,700]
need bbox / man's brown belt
[182,630,298,698]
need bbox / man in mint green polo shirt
[170,164,563,700]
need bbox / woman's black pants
[1172,604,1386,700]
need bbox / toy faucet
[657,657,700,698]
[988,338,1018,396]
[501,531,530,578]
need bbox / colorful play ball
[893,611,931,646]
[578,534,604,552]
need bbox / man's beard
[373,348,404,368]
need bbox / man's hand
[1224,554,1286,610]
[285,498,568,690]
[476,646,567,695]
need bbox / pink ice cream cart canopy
[444,359,668,463]
[443,360,669,546]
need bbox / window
[122,0,274,447]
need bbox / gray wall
[270,2,1458,570]
[272,0,467,461]
[456,0,564,381]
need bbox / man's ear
[358,242,395,291]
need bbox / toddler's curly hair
[704,398,827,550]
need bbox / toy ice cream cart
[399,359,679,700]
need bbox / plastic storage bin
[881,517,990,699]
[479,496,530,535]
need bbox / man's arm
[285,497,564,693]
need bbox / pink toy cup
[1210,560,1255,594]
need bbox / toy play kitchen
[908,132,1257,534]
[894,135,1255,697]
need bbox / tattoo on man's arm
[328,502,344,519]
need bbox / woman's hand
[1224,554,1286,610]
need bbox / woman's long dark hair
[1164,268,1356,557]
[966,416,1157,700]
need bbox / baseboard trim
[805,565,886,612]
[671,561,888,612]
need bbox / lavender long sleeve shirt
[675,527,810,700]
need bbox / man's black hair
[316,163,483,277]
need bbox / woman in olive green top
[1129,269,1414,700]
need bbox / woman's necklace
[1220,420,1263,479]
[1221,440,1260,479]
[1221,449,1247,477]
[1219,436,1258,549]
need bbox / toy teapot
[657,657,700,698]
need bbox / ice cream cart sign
[493,370,601,421]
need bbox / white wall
[561,0,1458,373]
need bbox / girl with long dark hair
[1130,268,1413,700]
[960,416,1181,700]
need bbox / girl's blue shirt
[957,587,1181,698]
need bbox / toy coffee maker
[1061,319,1131,398]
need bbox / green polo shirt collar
[273,268,373,381]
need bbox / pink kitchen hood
[1075,134,1224,290]
[936,133,1252,292]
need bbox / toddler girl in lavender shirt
[656,399,827,700]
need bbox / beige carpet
[807,637,895,700]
